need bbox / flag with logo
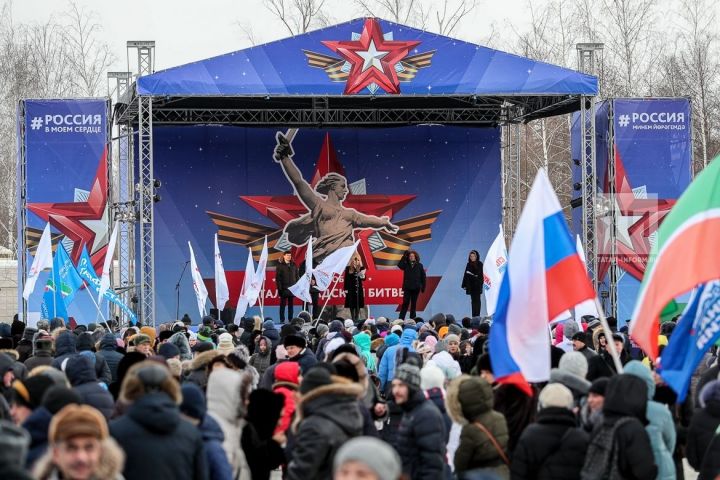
[247,236,268,307]
[483,224,508,316]
[234,248,256,324]
[631,155,720,360]
[214,234,229,310]
[76,247,137,324]
[23,222,53,300]
[188,242,208,319]
[290,239,314,303]
[489,169,595,394]
[41,245,84,320]
[659,280,720,401]
[312,241,360,291]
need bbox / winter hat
[334,436,401,480]
[329,319,344,333]
[438,326,449,339]
[420,363,446,390]
[448,324,462,336]
[571,331,588,344]
[283,334,307,350]
[445,334,460,345]
[478,322,490,335]
[395,363,421,392]
[12,375,54,409]
[226,324,239,334]
[344,319,355,329]
[158,330,174,343]
[589,377,610,396]
[133,334,152,347]
[180,383,207,420]
[75,332,95,352]
[424,335,438,352]
[316,323,329,338]
[41,386,82,414]
[539,383,574,410]
[21,327,37,343]
[699,379,720,408]
[49,404,109,443]
[376,317,388,325]
[563,320,580,340]
[192,341,214,353]
[558,351,588,379]
[430,313,446,328]
[587,318,601,330]
[390,325,403,335]
[197,326,213,343]
[0,337,12,350]
[216,333,235,355]
[202,315,215,327]
[157,342,181,360]
[300,365,334,394]
[34,338,53,354]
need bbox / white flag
[247,236,268,306]
[574,235,599,324]
[23,223,54,300]
[214,234,229,310]
[234,248,256,324]
[289,239,314,303]
[188,242,208,319]
[483,225,508,316]
[98,221,119,302]
[313,241,360,291]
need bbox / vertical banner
[18,99,111,325]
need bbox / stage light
[573,158,581,166]
[153,178,162,189]
[153,194,162,203]
[573,182,582,191]
[570,197,582,209]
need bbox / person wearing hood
[24,338,54,371]
[375,331,398,363]
[284,334,318,374]
[262,320,281,355]
[581,377,608,432]
[50,331,77,370]
[580,373,658,479]
[249,335,273,378]
[390,363,447,479]
[623,361,676,480]
[16,327,37,363]
[111,361,208,480]
[185,350,221,392]
[428,339,462,381]
[420,363,452,442]
[0,419,33,480]
[241,389,287,480]
[446,374,509,477]
[378,328,417,394]
[352,332,376,373]
[169,331,193,361]
[63,354,114,420]
[511,384,589,480]
[549,351,591,408]
[239,318,256,354]
[273,361,301,436]
[207,368,253,480]
[687,379,720,474]
[98,333,124,383]
[287,364,364,480]
[76,332,112,385]
[180,383,233,480]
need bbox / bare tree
[264,0,328,36]
[354,0,423,26]
[354,0,476,36]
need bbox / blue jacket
[624,361,676,480]
[378,329,417,391]
[200,415,233,480]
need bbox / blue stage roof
[137,18,597,97]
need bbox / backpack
[580,417,635,480]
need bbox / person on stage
[398,250,426,320]
[344,254,366,322]
[299,259,321,320]
[276,251,299,323]
[462,249,484,317]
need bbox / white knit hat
[539,383,574,410]
[217,332,235,355]
[420,363,446,390]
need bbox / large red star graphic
[322,18,420,94]
[27,149,109,271]
[597,146,676,281]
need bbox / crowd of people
[0,311,718,480]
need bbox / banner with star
[572,98,692,322]
[151,125,501,322]
[18,98,111,324]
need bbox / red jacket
[272,361,300,434]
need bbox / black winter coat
[64,354,114,420]
[290,348,318,374]
[511,407,589,480]
[686,397,720,470]
[50,332,77,370]
[398,255,426,292]
[699,432,720,480]
[343,266,365,308]
[276,261,299,297]
[23,351,53,371]
[15,339,33,363]
[110,392,209,480]
[393,390,447,480]
[286,382,364,480]
[461,260,484,296]
[99,334,125,383]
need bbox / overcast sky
[11,0,529,76]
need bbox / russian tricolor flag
[489,169,595,395]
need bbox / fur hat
[539,383,574,410]
[444,334,460,344]
[283,334,307,350]
[119,361,181,404]
[394,363,421,392]
[49,404,109,442]
[589,377,610,396]
[420,363,446,391]
[334,436,401,480]
[216,333,235,355]
[558,351,589,379]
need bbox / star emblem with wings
[303,18,436,94]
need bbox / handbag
[472,421,510,466]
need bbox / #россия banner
[19,99,111,325]
[153,125,501,322]
[573,98,692,321]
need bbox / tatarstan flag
[631,156,720,360]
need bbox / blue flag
[76,247,138,324]
[41,245,84,320]
[659,280,720,401]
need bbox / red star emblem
[27,149,109,271]
[597,146,676,281]
[322,18,420,94]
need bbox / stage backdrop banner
[573,98,692,321]
[153,125,501,322]
[18,99,111,325]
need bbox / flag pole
[593,297,624,374]
[259,278,266,319]
[83,281,111,331]
[314,275,342,328]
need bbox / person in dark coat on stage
[276,252,299,323]
[398,250,426,320]
[344,254,366,322]
[461,249,484,317]
[299,260,321,320]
